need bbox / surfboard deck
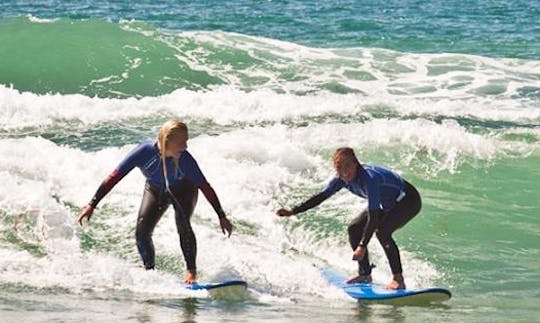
[185,280,248,300]
[321,269,451,305]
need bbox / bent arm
[358,209,383,248]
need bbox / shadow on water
[352,301,451,322]
[143,296,254,323]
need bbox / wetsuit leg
[168,179,199,272]
[376,181,422,274]
[136,182,169,270]
[348,210,373,276]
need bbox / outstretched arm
[77,141,150,226]
[352,208,383,260]
[77,169,124,226]
[276,192,329,217]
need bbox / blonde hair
[158,119,188,184]
[333,147,360,167]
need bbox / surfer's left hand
[352,246,366,261]
[220,217,233,237]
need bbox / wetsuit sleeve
[291,192,328,214]
[291,177,343,215]
[181,152,225,218]
[181,152,207,187]
[89,168,126,208]
[358,180,383,248]
[358,209,383,248]
[88,142,147,208]
[321,176,345,197]
[200,182,227,219]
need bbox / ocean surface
[1,1,539,322]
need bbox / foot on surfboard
[387,279,406,290]
[346,274,372,284]
[387,274,406,290]
[184,270,197,284]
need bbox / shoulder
[135,139,159,153]
[139,138,156,149]
[122,139,156,157]
[326,175,345,189]
[180,150,200,167]
[363,164,376,172]
[364,164,403,183]
[360,165,382,186]
[361,164,375,177]
[180,150,196,161]
[364,164,387,177]
[180,150,206,183]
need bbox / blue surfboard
[185,280,248,300]
[321,269,451,305]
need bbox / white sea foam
[0,130,448,300]
[161,30,540,101]
[26,15,59,24]
[1,85,538,130]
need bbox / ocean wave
[1,17,539,99]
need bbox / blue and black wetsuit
[89,139,227,271]
[291,164,421,276]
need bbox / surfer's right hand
[77,204,94,226]
[276,208,294,217]
[352,246,366,261]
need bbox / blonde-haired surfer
[78,119,233,284]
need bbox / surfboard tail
[185,280,248,301]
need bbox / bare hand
[276,208,294,217]
[352,246,366,261]
[77,205,95,226]
[220,217,233,237]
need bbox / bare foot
[387,276,406,290]
[346,274,372,284]
[184,269,197,284]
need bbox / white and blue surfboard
[185,279,248,300]
[322,269,451,305]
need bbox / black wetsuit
[348,180,421,275]
[291,164,421,276]
[89,139,226,272]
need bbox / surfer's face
[335,155,358,183]
[166,132,188,159]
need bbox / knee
[347,224,358,241]
[348,222,362,236]
[347,223,354,235]
[415,199,422,215]
[135,228,151,242]
[191,190,198,212]
[176,219,194,236]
